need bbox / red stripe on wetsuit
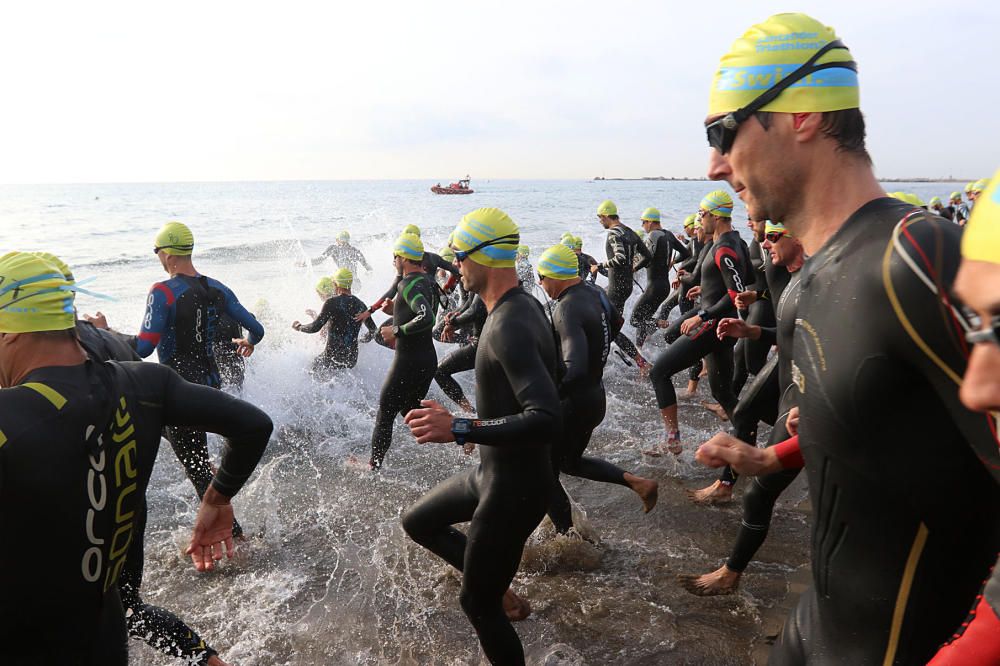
[927,576,1000,665]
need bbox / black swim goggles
[966,315,1000,346]
[452,234,520,262]
[153,244,193,255]
[706,39,857,155]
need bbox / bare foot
[208,655,232,666]
[678,565,741,596]
[701,401,729,421]
[687,480,733,504]
[683,379,699,398]
[699,363,708,378]
[624,473,659,513]
[503,589,531,621]
[642,442,671,457]
[666,432,682,455]
[636,355,651,378]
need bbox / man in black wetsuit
[402,207,559,666]
[696,14,1000,662]
[631,207,690,347]
[86,221,265,540]
[309,229,372,274]
[536,243,659,533]
[646,190,750,456]
[592,200,652,370]
[729,216,776,395]
[367,232,438,470]
[681,222,804,594]
[294,269,376,376]
[0,251,272,666]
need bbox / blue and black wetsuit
[434,295,487,409]
[547,281,635,533]
[297,293,377,372]
[370,271,437,469]
[131,273,264,535]
[770,199,1000,664]
[631,228,690,346]
[650,231,751,419]
[0,360,271,666]
[402,287,560,665]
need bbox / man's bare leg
[678,564,742,596]
[623,472,659,512]
[644,405,681,456]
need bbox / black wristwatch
[392,325,401,338]
[697,309,708,319]
[452,418,472,446]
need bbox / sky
[0,0,996,184]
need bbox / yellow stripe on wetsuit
[22,382,68,410]
[882,523,929,665]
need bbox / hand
[675,233,686,242]
[786,406,800,436]
[656,319,670,329]
[735,290,757,310]
[292,321,301,331]
[404,399,456,444]
[671,279,680,289]
[716,317,756,340]
[185,486,235,572]
[441,325,454,343]
[687,286,702,300]
[305,308,317,318]
[84,312,109,329]
[676,268,688,277]
[695,432,783,476]
[589,264,599,274]
[680,315,703,336]
[354,309,372,323]
[381,300,394,314]
[232,338,255,357]
[380,325,396,343]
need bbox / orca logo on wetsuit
[722,255,746,293]
[81,424,108,584]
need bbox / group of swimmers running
[1,11,999,666]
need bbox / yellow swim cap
[966,182,976,193]
[597,200,618,217]
[950,191,963,202]
[683,214,697,228]
[963,168,1000,265]
[154,221,195,256]
[538,244,580,281]
[700,190,734,217]
[973,178,991,193]
[332,268,353,289]
[337,230,350,241]
[641,207,661,222]
[451,208,520,268]
[438,246,456,263]
[517,245,530,257]
[403,224,421,237]
[572,236,583,250]
[0,251,78,333]
[316,277,336,298]
[393,233,424,262]
[765,220,793,237]
[929,196,942,206]
[709,13,859,116]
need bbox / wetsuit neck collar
[490,286,524,312]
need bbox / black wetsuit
[576,251,599,281]
[370,271,437,469]
[724,270,802,572]
[378,251,459,308]
[731,239,777,395]
[650,230,751,420]
[213,313,246,390]
[631,228,690,347]
[546,281,633,533]
[0,361,271,666]
[298,293,377,372]
[434,295,487,408]
[77,320,141,363]
[312,241,372,273]
[401,287,560,666]
[769,200,1000,665]
[597,225,650,361]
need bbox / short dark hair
[755,108,871,164]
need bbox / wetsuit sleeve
[311,244,336,265]
[468,325,561,446]
[634,233,656,271]
[355,246,372,271]
[604,230,628,268]
[678,242,699,272]
[156,365,273,497]
[451,297,482,327]
[215,281,265,345]
[667,233,692,263]
[298,298,335,334]
[757,325,777,347]
[134,283,173,358]
[428,252,460,277]
[703,244,748,319]
[397,278,435,336]
[553,305,588,400]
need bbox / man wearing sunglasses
[403,208,560,666]
[927,169,1000,664]
[700,13,1000,664]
